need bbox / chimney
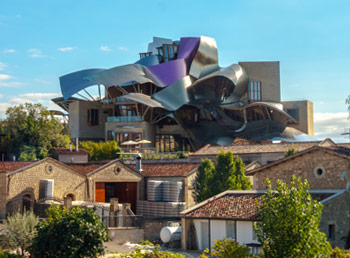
[76,138,79,152]
[12,156,16,161]
[136,153,142,172]
[69,143,72,152]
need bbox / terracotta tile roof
[246,145,350,176]
[0,161,35,172]
[67,162,107,175]
[128,163,199,177]
[183,190,338,220]
[193,142,323,156]
[184,192,263,220]
[53,148,88,155]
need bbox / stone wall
[0,172,7,219]
[253,150,348,190]
[320,192,350,248]
[109,228,144,244]
[143,217,180,242]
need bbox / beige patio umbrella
[121,140,139,151]
[137,139,152,144]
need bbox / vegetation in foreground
[30,205,109,258]
[255,176,332,257]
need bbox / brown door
[126,182,137,213]
[95,182,105,202]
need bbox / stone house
[245,144,350,247]
[189,138,349,165]
[0,158,198,218]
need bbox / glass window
[87,109,99,126]
[249,80,262,101]
[226,221,236,239]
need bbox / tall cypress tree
[195,151,251,202]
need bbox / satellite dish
[342,171,348,181]
[346,182,350,191]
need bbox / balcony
[107,116,143,122]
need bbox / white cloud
[9,97,33,105]
[100,46,111,52]
[0,74,12,80]
[0,94,3,98]
[20,93,60,99]
[0,102,11,117]
[27,48,47,58]
[0,81,22,87]
[0,62,7,70]
[314,112,350,143]
[118,46,128,51]
[58,47,74,52]
[2,49,15,53]
[0,74,21,87]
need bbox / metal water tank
[160,226,181,243]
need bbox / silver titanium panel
[152,76,192,111]
[188,36,220,79]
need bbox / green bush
[30,205,109,258]
[0,211,38,256]
[200,239,257,258]
[119,244,185,258]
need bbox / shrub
[0,211,38,256]
[119,244,185,258]
[199,239,256,258]
[30,205,109,258]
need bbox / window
[87,109,99,126]
[226,221,236,239]
[157,44,179,63]
[286,108,299,121]
[248,81,262,101]
[328,224,335,240]
[314,165,325,178]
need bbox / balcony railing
[107,116,143,122]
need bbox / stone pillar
[181,217,187,250]
[123,203,132,227]
[63,197,72,210]
[109,198,119,227]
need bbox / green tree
[0,211,39,256]
[30,205,109,258]
[79,140,121,161]
[255,176,332,258]
[196,151,251,202]
[284,144,299,157]
[196,158,215,202]
[4,103,70,160]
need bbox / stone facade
[3,158,87,218]
[321,192,350,248]
[87,161,143,202]
[251,148,349,190]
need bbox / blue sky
[0,0,349,141]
